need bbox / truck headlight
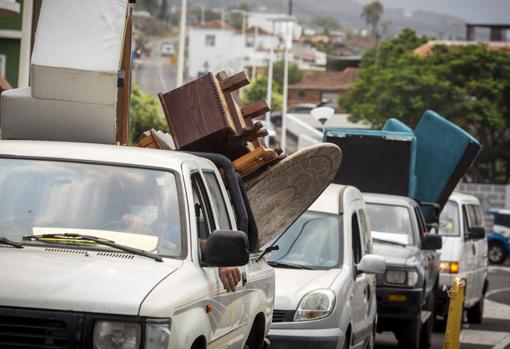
[385,270,419,287]
[385,270,406,285]
[145,320,171,349]
[93,321,141,349]
[294,289,335,321]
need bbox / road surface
[133,37,178,97]
[375,265,510,349]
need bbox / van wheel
[396,316,421,349]
[489,241,508,265]
[467,296,484,324]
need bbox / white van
[435,192,488,324]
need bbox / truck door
[190,171,245,348]
[414,206,436,296]
[201,170,250,348]
[466,204,487,301]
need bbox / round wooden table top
[247,143,342,246]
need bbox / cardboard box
[30,0,128,105]
[0,88,116,144]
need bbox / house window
[0,55,6,77]
[321,92,339,103]
[299,91,305,98]
[205,35,216,47]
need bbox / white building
[187,20,277,79]
[247,12,302,41]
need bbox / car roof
[309,183,362,215]
[0,140,207,171]
[448,191,480,205]
[362,192,417,207]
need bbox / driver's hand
[218,267,241,293]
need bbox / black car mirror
[202,230,249,267]
[422,234,442,250]
[466,226,486,240]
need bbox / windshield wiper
[267,260,312,270]
[372,238,407,247]
[0,236,24,249]
[22,233,163,262]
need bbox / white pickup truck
[0,140,274,349]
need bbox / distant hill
[196,0,466,38]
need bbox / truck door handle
[242,272,247,286]
[472,244,476,255]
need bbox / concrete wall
[457,183,510,210]
[457,183,510,230]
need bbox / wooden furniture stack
[155,71,281,177]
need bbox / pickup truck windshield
[438,201,460,237]
[367,204,415,245]
[268,211,343,269]
[0,158,182,258]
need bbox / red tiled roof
[195,20,235,31]
[414,40,510,56]
[245,26,272,36]
[289,68,359,91]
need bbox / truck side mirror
[466,226,486,240]
[202,230,249,267]
[357,254,386,274]
[421,234,442,250]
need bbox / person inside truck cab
[118,174,241,293]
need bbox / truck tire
[420,294,435,348]
[467,286,485,325]
[489,241,508,265]
[396,316,421,349]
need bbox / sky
[356,0,510,23]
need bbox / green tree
[341,29,510,183]
[361,1,384,38]
[273,60,304,87]
[130,83,168,144]
[242,76,283,111]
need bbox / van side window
[191,173,215,240]
[203,171,232,230]
[462,205,470,234]
[352,212,362,264]
[468,204,483,227]
[358,209,371,254]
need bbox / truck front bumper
[376,287,423,331]
[269,327,343,349]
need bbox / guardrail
[443,276,466,349]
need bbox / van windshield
[0,158,183,258]
[268,211,343,269]
[366,203,414,245]
[438,201,460,237]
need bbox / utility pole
[288,0,293,16]
[265,21,275,145]
[176,0,187,87]
[272,16,295,153]
[18,0,33,87]
[200,4,205,25]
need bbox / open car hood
[325,110,481,222]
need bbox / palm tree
[361,1,384,38]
